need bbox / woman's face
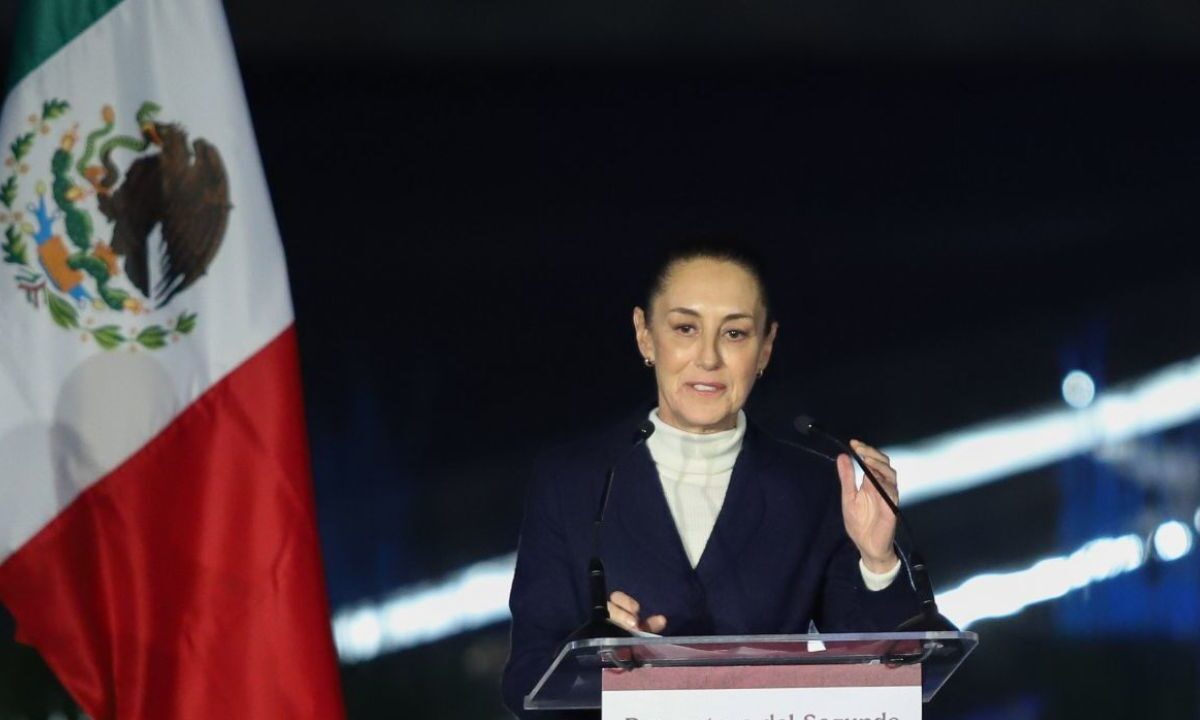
[633,257,777,434]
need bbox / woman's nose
[696,334,722,370]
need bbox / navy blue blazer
[501,415,921,718]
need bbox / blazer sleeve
[814,495,922,632]
[501,458,591,719]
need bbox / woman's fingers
[850,440,899,504]
[609,591,668,632]
[607,599,639,629]
[862,459,898,504]
[850,439,890,464]
[643,614,668,634]
[836,453,857,502]
[609,590,639,615]
[608,590,642,630]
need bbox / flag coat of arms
[0,0,345,717]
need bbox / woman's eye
[725,329,748,340]
[674,324,696,335]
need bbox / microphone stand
[794,417,957,632]
[564,421,655,643]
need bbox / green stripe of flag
[5,0,125,92]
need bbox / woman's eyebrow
[666,307,755,322]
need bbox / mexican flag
[0,1,345,717]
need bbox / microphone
[565,419,656,643]
[793,416,956,632]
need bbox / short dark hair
[642,235,773,329]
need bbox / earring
[644,357,655,367]
[756,368,764,378]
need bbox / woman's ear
[759,320,779,370]
[633,306,654,362]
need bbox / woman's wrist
[860,550,900,575]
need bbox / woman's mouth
[686,382,726,396]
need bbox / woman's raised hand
[607,590,668,634]
[838,440,900,574]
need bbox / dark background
[2,0,1200,717]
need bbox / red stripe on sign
[603,663,921,691]
[0,327,345,719]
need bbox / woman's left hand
[838,439,900,573]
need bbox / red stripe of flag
[0,327,345,718]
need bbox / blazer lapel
[608,420,780,579]
[694,421,774,583]
[610,444,694,573]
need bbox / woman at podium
[502,240,921,717]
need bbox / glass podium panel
[526,631,978,711]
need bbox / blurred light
[335,351,1200,659]
[333,515,1200,659]
[1061,370,1096,409]
[1152,521,1193,562]
[1194,507,1200,533]
[340,608,382,660]
[939,533,1147,629]
[334,553,515,662]
[941,515,1200,629]
[896,354,1200,503]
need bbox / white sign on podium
[602,663,922,720]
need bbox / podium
[526,632,977,715]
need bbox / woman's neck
[647,408,746,475]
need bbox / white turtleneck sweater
[646,408,901,590]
